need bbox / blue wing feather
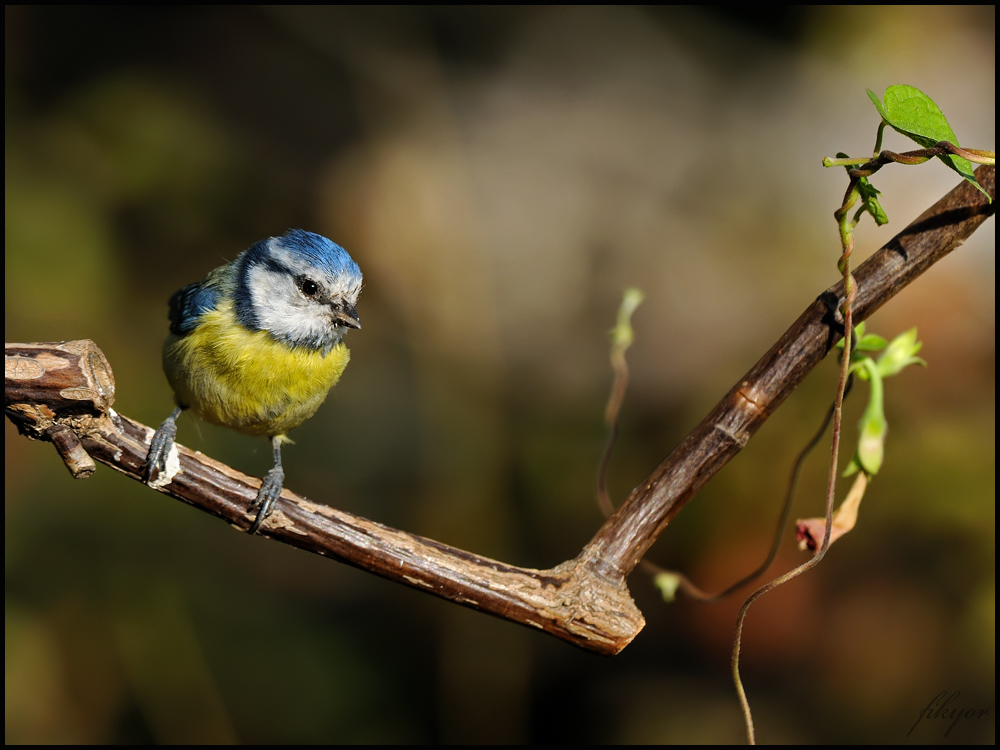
[169,281,222,335]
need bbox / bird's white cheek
[246,265,336,346]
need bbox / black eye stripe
[254,256,330,300]
[261,256,291,276]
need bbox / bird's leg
[144,406,185,483]
[248,436,285,535]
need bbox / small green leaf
[848,360,870,380]
[866,195,888,226]
[879,85,958,148]
[856,334,888,353]
[858,179,881,198]
[868,86,989,200]
[877,327,926,378]
[855,177,889,225]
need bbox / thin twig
[735,129,885,743]
[823,141,996,171]
[598,288,645,518]
[654,386,848,604]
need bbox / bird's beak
[333,302,361,329]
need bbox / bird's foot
[247,466,285,535]
[144,408,181,484]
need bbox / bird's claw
[248,467,285,535]
[144,412,180,484]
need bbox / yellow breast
[163,300,350,437]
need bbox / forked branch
[5,166,993,655]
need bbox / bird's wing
[167,266,230,336]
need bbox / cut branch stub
[5,339,114,439]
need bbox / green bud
[877,328,926,378]
[653,572,680,603]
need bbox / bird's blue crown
[242,229,362,286]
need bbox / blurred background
[5,6,994,743]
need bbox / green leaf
[877,327,926,378]
[856,334,888,353]
[867,86,989,200]
[848,359,870,380]
[878,85,958,148]
[866,89,891,122]
[858,177,889,225]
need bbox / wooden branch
[4,341,644,655]
[4,166,994,656]
[584,164,995,579]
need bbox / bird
[144,229,362,534]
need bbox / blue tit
[144,229,362,534]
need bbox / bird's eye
[298,277,320,298]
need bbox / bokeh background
[5,6,994,744]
